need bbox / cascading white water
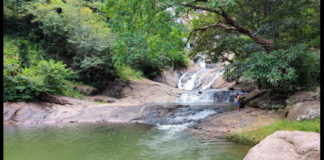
[158,57,245,132]
[177,72,188,90]
[177,58,223,91]
[177,89,244,104]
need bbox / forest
[3,1,321,159]
[4,0,320,101]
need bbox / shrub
[73,56,116,89]
[225,44,320,92]
[116,65,143,82]
[4,59,75,102]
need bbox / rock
[315,87,320,94]
[211,76,236,89]
[76,85,98,96]
[233,80,257,92]
[93,96,116,103]
[246,96,284,109]
[153,67,181,88]
[287,100,320,121]
[101,78,182,104]
[240,89,268,105]
[4,102,51,125]
[286,91,317,105]
[40,92,71,105]
[244,131,320,160]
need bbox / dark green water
[4,124,251,160]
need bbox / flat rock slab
[244,131,320,160]
[190,107,284,139]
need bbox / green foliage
[182,0,320,91]
[4,37,75,102]
[21,60,75,94]
[27,0,115,57]
[241,44,319,90]
[62,81,85,99]
[227,118,320,145]
[102,0,189,78]
[73,56,116,89]
[116,65,143,82]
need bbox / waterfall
[177,58,223,91]
[183,72,198,90]
[156,57,245,132]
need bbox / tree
[102,0,320,91]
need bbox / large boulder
[245,96,285,109]
[286,91,317,105]
[244,131,320,160]
[233,80,257,92]
[76,85,98,96]
[287,100,320,121]
[240,89,268,105]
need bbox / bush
[224,44,320,92]
[4,60,75,102]
[116,65,143,82]
[73,56,116,89]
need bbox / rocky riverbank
[189,107,285,139]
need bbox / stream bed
[4,123,251,160]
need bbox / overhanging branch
[182,3,273,52]
[184,22,236,47]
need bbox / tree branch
[182,3,273,52]
[184,22,236,47]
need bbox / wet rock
[244,131,320,160]
[76,85,98,96]
[287,100,320,121]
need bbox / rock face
[285,91,320,121]
[286,91,317,105]
[76,85,98,96]
[287,100,320,121]
[211,76,236,89]
[101,78,182,105]
[244,131,320,160]
[240,89,267,105]
[153,67,181,88]
[3,99,145,126]
[233,80,257,92]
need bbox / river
[4,123,251,160]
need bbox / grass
[227,118,320,145]
[116,65,143,81]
